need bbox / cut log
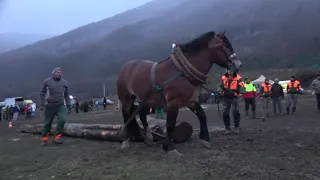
[19,116,193,143]
[19,123,123,142]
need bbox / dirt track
[0,95,320,180]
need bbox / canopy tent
[23,100,33,104]
[251,75,274,84]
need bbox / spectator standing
[271,78,284,115]
[311,74,320,111]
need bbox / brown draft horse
[117,31,242,155]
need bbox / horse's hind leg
[121,102,132,149]
[121,96,142,149]
[188,102,211,149]
[139,104,153,145]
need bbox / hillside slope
[0,0,184,60]
[0,0,319,99]
[0,33,51,53]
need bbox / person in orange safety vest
[286,76,301,114]
[259,78,272,121]
[219,71,245,134]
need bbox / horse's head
[207,31,242,73]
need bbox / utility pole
[103,83,106,97]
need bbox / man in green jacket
[39,67,70,146]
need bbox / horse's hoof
[144,138,153,146]
[144,128,154,146]
[167,149,183,157]
[200,139,211,149]
[119,129,126,139]
[121,140,130,149]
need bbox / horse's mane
[180,31,215,53]
[221,35,234,53]
[179,31,234,53]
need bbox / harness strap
[151,62,183,93]
[171,47,207,84]
[151,63,158,89]
[175,47,207,80]
[120,68,183,135]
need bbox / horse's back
[117,60,155,98]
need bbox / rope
[199,85,224,122]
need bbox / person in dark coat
[103,97,107,110]
[271,78,284,115]
[75,99,79,113]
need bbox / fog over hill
[0,33,52,53]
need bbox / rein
[199,85,223,122]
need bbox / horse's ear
[218,30,226,37]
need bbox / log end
[172,121,193,143]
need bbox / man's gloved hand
[40,105,44,111]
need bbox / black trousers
[222,97,240,129]
[244,98,256,111]
[316,93,320,110]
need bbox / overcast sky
[0,0,152,35]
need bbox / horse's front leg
[188,102,211,149]
[139,104,153,145]
[163,105,182,155]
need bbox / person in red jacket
[243,77,257,119]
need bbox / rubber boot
[286,107,290,114]
[292,107,296,114]
[52,134,63,144]
[41,141,48,146]
[252,110,256,119]
[52,139,63,144]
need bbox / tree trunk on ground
[19,116,193,143]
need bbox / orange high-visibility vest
[221,74,243,96]
[287,80,300,93]
[261,83,272,97]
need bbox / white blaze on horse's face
[229,53,242,70]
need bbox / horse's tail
[130,95,137,113]
[127,95,142,139]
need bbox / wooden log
[19,116,193,143]
[19,123,123,141]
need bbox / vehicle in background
[0,102,5,109]
[23,100,33,105]
[2,97,24,109]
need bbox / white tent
[251,75,273,84]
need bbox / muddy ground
[0,95,320,180]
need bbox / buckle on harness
[153,85,163,93]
